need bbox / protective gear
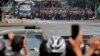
[46,36,66,53]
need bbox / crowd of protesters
[40,32,100,56]
[0,30,99,56]
[33,8,95,20]
[0,24,98,56]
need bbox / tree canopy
[64,0,100,9]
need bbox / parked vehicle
[18,2,33,19]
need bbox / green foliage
[0,0,2,2]
[97,0,100,3]
[66,0,77,3]
[64,0,100,8]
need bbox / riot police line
[35,8,94,20]
[8,7,94,20]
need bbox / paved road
[37,23,100,38]
[0,21,100,38]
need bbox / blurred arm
[85,38,100,56]
[85,48,95,56]
[23,35,30,56]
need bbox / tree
[3,0,9,3]
[64,0,86,8]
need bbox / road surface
[0,20,100,38]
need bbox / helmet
[46,36,66,53]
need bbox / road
[0,20,100,38]
[36,21,100,38]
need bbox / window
[19,4,31,11]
